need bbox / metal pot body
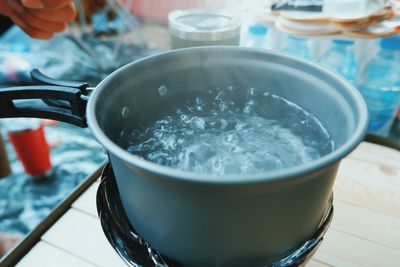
[86,47,368,266]
[109,152,339,266]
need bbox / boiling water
[120,87,334,175]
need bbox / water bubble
[222,132,240,145]
[248,87,256,96]
[185,130,194,135]
[158,85,168,96]
[220,119,228,129]
[235,122,246,130]
[121,107,130,119]
[177,138,184,145]
[211,157,224,175]
[304,147,320,160]
[163,134,177,150]
[243,100,256,114]
[219,102,227,112]
[322,140,335,152]
[215,91,224,101]
[195,97,204,111]
[193,117,205,130]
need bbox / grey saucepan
[0,47,368,266]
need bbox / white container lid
[168,9,241,41]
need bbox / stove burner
[96,163,333,267]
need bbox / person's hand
[0,0,77,39]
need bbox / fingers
[10,13,54,39]
[21,0,43,9]
[22,0,73,10]
[20,10,68,33]
[0,1,15,17]
[20,27,54,39]
[6,0,23,13]
[28,3,76,22]
[5,0,77,39]
[9,13,28,28]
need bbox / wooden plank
[72,182,101,218]
[313,250,362,267]
[348,142,400,169]
[331,200,400,250]
[41,209,125,267]
[15,241,95,267]
[334,157,400,218]
[318,228,400,266]
[307,259,333,267]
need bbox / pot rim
[87,46,369,185]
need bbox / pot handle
[0,69,89,127]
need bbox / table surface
[12,142,400,267]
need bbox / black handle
[31,69,89,92]
[0,69,89,127]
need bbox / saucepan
[0,47,368,266]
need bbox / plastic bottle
[281,35,313,60]
[242,24,269,49]
[319,39,358,83]
[359,36,400,136]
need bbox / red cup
[8,122,52,177]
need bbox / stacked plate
[256,0,400,38]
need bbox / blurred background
[0,0,399,257]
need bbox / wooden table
[3,142,400,267]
